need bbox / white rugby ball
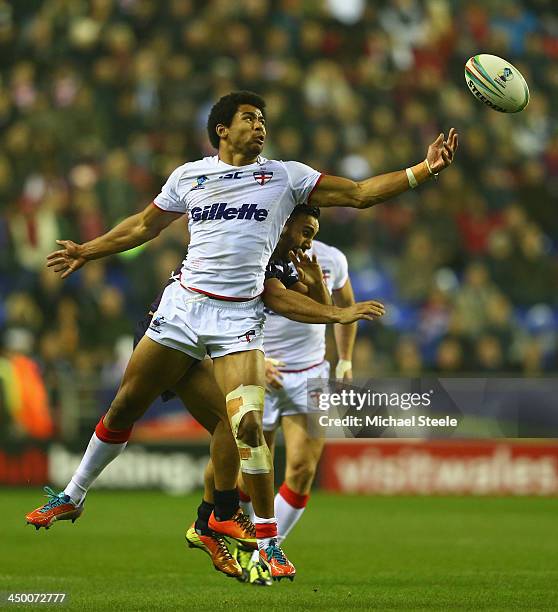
[464,54,529,113]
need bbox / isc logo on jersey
[190,202,268,222]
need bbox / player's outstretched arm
[310,128,459,209]
[46,203,183,278]
[263,278,385,324]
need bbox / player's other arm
[47,204,183,278]
[310,129,458,209]
[332,278,357,381]
[263,278,385,324]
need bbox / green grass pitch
[1,490,557,611]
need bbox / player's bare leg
[174,362,252,577]
[103,336,197,430]
[212,350,272,515]
[212,350,272,512]
[236,416,323,584]
[277,414,325,542]
[237,429,276,520]
[201,426,277,585]
[212,349,296,581]
[235,428,276,586]
[183,465,243,577]
[202,459,216,505]
[26,337,196,529]
[173,360,239,492]
[176,363,256,547]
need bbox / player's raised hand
[425,128,459,175]
[289,249,323,287]
[265,357,285,390]
[46,240,87,279]
[338,300,386,324]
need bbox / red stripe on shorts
[279,360,324,373]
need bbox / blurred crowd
[1,0,557,422]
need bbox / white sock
[254,514,278,550]
[240,499,254,522]
[275,484,308,544]
[64,433,127,505]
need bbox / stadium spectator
[0,329,54,440]
[396,229,438,304]
[475,334,505,373]
[394,337,423,376]
[453,262,501,338]
[434,337,465,374]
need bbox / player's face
[279,214,319,256]
[225,104,266,155]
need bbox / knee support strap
[226,384,271,475]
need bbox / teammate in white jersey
[232,208,359,585]
[262,238,354,513]
[28,90,458,580]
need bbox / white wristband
[406,167,418,189]
[335,360,352,379]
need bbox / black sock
[195,500,214,535]
[214,488,239,521]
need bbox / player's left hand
[289,249,323,287]
[265,357,284,390]
[425,128,459,175]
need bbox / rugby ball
[464,54,529,113]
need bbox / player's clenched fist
[46,240,87,279]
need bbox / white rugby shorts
[145,281,265,360]
[263,360,330,431]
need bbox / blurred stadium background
[1,1,558,496]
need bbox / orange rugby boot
[259,539,296,582]
[208,509,257,551]
[25,487,83,530]
[185,524,242,578]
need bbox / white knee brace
[226,384,272,475]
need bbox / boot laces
[233,510,256,536]
[265,540,287,565]
[39,486,70,513]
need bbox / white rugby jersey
[153,156,322,299]
[263,240,349,370]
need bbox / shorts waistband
[181,284,262,309]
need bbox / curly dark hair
[289,204,321,221]
[206,91,266,149]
